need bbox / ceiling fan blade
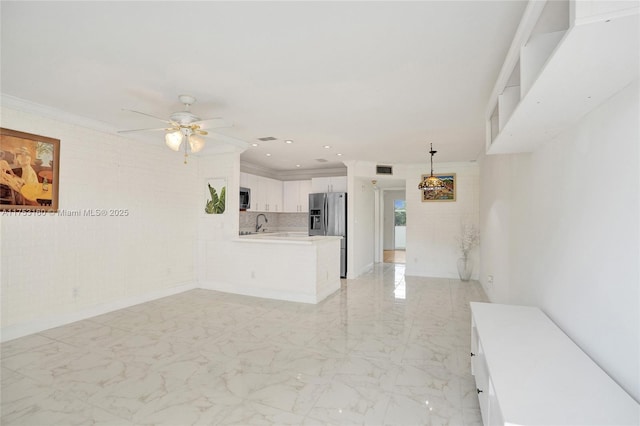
[200,122,234,131]
[118,127,171,134]
[195,117,233,127]
[195,129,209,136]
[122,108,173,124]
[196,116,223,122]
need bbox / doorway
[383,190,406,264]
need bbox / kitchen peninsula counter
[236,232,342,244]
[201,232,342,304]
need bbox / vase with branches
[456,223,479,281]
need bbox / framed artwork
[204,178,226,214]
[0,128,60,212]
[421,173,456,202]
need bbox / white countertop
[235,232,343,245]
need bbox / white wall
[345,160,480,279]
[478,81,639,402]
[196,151,242,288]
[405,162,480,279]
[349,176,376,277]
[479,153,532,303]
[0,106,199,340]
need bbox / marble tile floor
[1,263,489,425]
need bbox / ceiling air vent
[376,165,393,175]
[315,158,328,163]
[257,136,277,141]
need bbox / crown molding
[241,161,347,181]
[1,93,250,155]
[1,93,118,134]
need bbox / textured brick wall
[1,106,199,331]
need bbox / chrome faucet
[255,213,268,232]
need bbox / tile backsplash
[239,211,308,234]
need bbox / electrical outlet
[487,275,494,287]
[72,287,79,299]
[251,270,256,279]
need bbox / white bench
[470,302,639,425]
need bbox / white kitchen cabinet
[283,180,312,213]
[485,0,638,154]
[311,176,347,193]
[298,180,311,211]
[239,172,250,189]
[241,173,283,212]
[265,177,283,212]
[470,302,639,426]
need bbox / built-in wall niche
[485,0,638,155]
[487,1,569,147]
[520,0,569,98]
[489,60,520,144]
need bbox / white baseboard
[199,280,332,304]
[356,262,374,278]
[1,282,197,342]
[316,279,342,303]
[1,277,347,342]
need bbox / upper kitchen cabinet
[240,172,283,212]
[311,176,347,193]
[265,178,283,212]
[486,0,639,155]
[283,180,312,213]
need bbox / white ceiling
[0,1,526,171]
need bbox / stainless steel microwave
[239,187,250,210]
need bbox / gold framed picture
[0,128,60,212]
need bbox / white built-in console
[486,0,638,154]
[470,302,639,425]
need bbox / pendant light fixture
[165,128,206,163]
[418,143,445,191]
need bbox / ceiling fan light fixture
[165,130,183,151]
[188,134,205,153]
[121,95,219,162]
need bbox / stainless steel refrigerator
[309,192,347,278]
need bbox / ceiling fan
[119,95,228,163]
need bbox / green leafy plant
[205,184,226,214]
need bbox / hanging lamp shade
[419,174,445,191]
[188,134,205,153]
[418,143,445,191]
[165,130,183,151]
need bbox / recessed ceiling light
[285,140,293,144]
[251,143,259,147]
[337,153,343,156]
[323,145,331,149]
[266,153,272,157]
[296,164,301,168]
